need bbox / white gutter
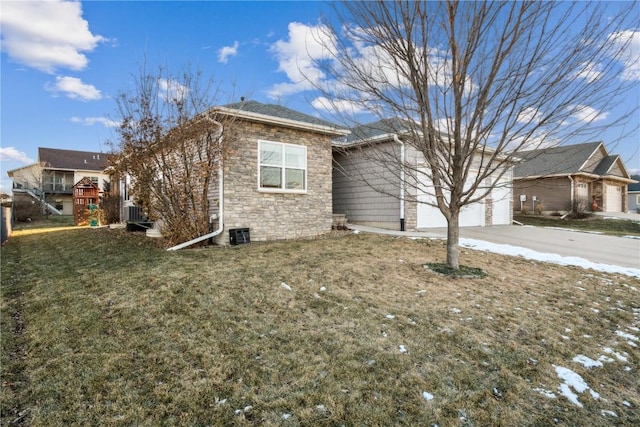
[212,106,350,136]
[166,121,225,251]
[393,134,406,231]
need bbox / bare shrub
[12,198,41,222]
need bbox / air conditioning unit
[229,228,250,246]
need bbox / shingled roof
[220,100,346,132]
[39,147,109,171]
[514,142,603,177]
[514,141,634,181]
[337,118,415,145]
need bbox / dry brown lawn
[1,227,638,426]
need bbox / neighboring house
[628,175,640,213]
[332,119,514,230]
[513,142,635,213]
[7,147,110,216]
[117,100,349,246]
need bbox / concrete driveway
[348,223,639,269]
[450,225,640,269]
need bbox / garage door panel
[605,185,621,212]
[492,179,511,225]
[417,169,513,228]
[417,170,485,228]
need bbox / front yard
[2,227,639,426]
[514,214,640,237]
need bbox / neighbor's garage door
[492,178,512,225]
[605,185,622,212]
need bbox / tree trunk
[446,210,460,270]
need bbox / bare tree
[109,65,231,246]
[315,1,638,269]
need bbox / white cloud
[311,96,368,115]
[0,0,104,73]
[575,61,604,83]
[570,105,610,123]
[268,22,336,98]
[517,107,542,125]
[267,81,316,99]
[0,147,34,164]
[218,41,239,63]
[608,29,640,81]
[46,76,102,101]
[70,116,119,128]
[158,78,189,103]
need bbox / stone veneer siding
[212,120,333,245]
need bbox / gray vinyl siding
[608,161,624,177]
[629,192,640,212]
[333,144,401,228]
[581,147,606,172]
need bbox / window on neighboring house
[636,195,640,204]
[259,140,307,192]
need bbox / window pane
[285,168,305,190]
[285,145,305,168]
[261,142,282,166]
[261,166,282,188]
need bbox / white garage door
[605,185,622,212]
[492,179,511,225]
[417,196,485,228]
[417,171,486,228]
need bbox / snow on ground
[459,238,640,279]
[572,355,603,369]
[553,365,600,408]
[537,302,640,409]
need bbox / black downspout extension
[400,218,405,232]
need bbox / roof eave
[212,106,350,136]
[514,171,636,183]
[6,163,39,176]
[577,141,605,171]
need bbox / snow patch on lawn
[553,365,600,407]
[572,355,603,369]
[280,282,292,291]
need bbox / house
[332,119,514,230]
[7,147,110,216]
[628,175,640,213]
[117,100,349,247]
[513,142,636,214]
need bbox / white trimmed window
[259,140,307,192]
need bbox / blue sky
[1,1,639,193]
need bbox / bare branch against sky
[311,1,639,269]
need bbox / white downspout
[166,163,224,251]
[167,121,225,251]
[393,135,406,231]
[568,175,574,211]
